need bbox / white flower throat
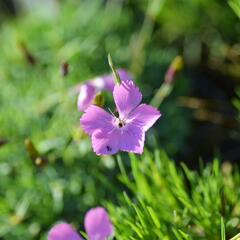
[115,117,126,128]
[108,108,127,129]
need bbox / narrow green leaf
[230,233,240,240]
[108,54,121,85]
[147,206,161,228]
[221,217,226,240]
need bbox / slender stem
[150,55,183,108]
[150,83,172,108]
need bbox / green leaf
[221,217,226,240]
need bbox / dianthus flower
[80,79,161,155]
[48,207,113,240]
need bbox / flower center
[115,118,126,128]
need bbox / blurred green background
[0,0,240,239]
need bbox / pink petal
[129,104,161,132]
[113,80,142,118]
[48,222,82,240]
[90,75,114,92]
[90,77,106,91]
[80,105,114,136]
[77,84,96,111]
[89,69,132,92]
[91,129,120,155]
[77,69,132,112]
[118,69,132,82]
[119,124,145,154]
[101,69,132,91]
[84,207,114,240]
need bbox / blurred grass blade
[230,233,240,240]
[172,228,190,240]
[146,206,161,228]
[130,0,166,76]
[229,0,240,18]
[221,217,226,240]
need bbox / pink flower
[48,223,82,240]
[84,207,114,240]
[80,79,161,155]
[48,207,113,240]
[77,69,131,111]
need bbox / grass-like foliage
[109,151,240,239]
[229,0,240,18]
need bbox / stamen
[108,108,116,117]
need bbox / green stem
[150,55,183,108]
[150,83,172,108]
